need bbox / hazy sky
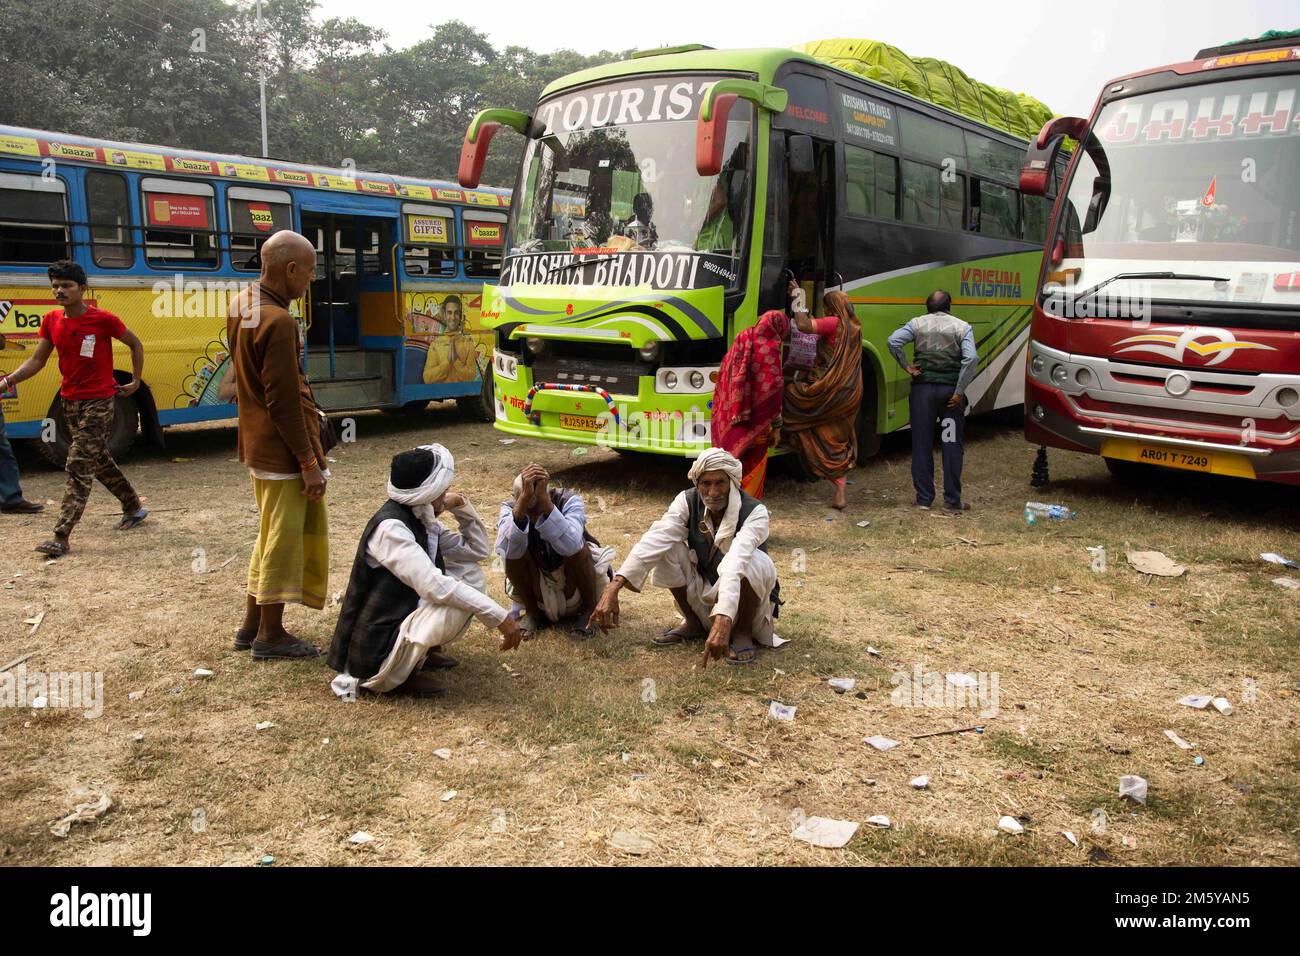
[313,0,1296,117]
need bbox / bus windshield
[509,76,753,278]
[1052,73,1300,310]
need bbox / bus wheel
[854,362,882,461]
[1104,456,1155,486]
[456,375,494,423]
[33,394,140,469]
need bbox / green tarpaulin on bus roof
[794,38,1057,141]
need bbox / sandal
[726,642,757,666]
[35,539,69,557]
[118,508,149,530]
[251,636,321,660]
[233,627,258,651]
[654,623,703,646]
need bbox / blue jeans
[908,381,965,508]
[0,407,27,505]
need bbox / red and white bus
[1019,31,1300,484]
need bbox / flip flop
[653,625,691,646]
[118,508,149,530]
[34,539,69,557]
[726,644,757,666]
[251,636,321,660]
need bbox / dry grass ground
[1,406,1297,866]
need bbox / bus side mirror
[1020,116,1087,196]
[787,134,815,175]
[696,94,739,176]
[459,109,544,188]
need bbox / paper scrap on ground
[1178,694,1213,709]
[1062,830,1079,846]
[864,735,900,751]
[910,775,930,789]
[330,673,360,701]
[998,815,1024,834]
[255,721,275,731]
[856,520,870,528]
[440,790,457,802]
[865,815,892,829]
[1164,729,1194,750]
[433,748,452,760]
[348,831,375,845]
[1119,774,1148,805]
[867,646,880,656]
[128,690,144,701]
[770,634,789,648]
[24,611,45,635]
[609,830,654,855]
[50,792,113,838]
[792,816,860,848]
[1271,577,1300,590]
[1212,697,1233,715]
[828,678,856,693]
[193,668,214,678]
[768,701,796,722]
[1126,550,1186,577]
[1260,551,1300,569]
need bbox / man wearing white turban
[589,448,781,665]
[328,444,522,697]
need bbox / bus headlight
[639,341,661,362]
[1277,387,1300,409]
[663,370,678,389]
[689,370,705,389]
[525,337,545,355]
[1050,364,1069,387]
[1074,367,1094,388]
[1030,354,1046,377]
[493,350,518,381]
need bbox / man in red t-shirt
[0,260,148,556]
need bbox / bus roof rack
[1196,28,1300,59]
[631,43,714,59]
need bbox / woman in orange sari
[781,290,863,509]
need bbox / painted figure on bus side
[422,295,482,385]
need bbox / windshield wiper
[544,254,624,277]
[1074,271,1229,302]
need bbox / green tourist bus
[458,41,1068,457]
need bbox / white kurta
[615,489,778,644]
[495,494,615,622]
[361,499,507,692]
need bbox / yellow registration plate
[558,413,604,433]
[1100,438,1255,479]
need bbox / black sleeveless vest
[684,487,780,617]
[327,500,445,681]
[526,488,600,574]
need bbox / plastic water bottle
[1024,501,1076,525]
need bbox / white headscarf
[687,448,742,487]
[686,447,743,546]
[387,443,455,527]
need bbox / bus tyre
[457,375,494,423]
[33,394,140,469]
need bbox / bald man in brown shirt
[226,231,329,660]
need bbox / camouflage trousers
[55,397,140,538]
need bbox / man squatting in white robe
[589,448,780,666]
[327,444,523,697]
[495,462,616,640]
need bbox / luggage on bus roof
[794,38,1057,141]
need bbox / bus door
[300,210,394,406]
[785,133,837,305]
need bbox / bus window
[227,187,292,271]
[846,145,899,220]
[464,211,506,279]
[940,173,965,231]
[141,177,218,268]
[901,159,940,227]
[335,227,382,276]
[86,171,132,268]
[0,172,70,264]
[1023,193,1049,244]
[965,133,1021,183]
[900,109,966,166]
[402,204,456,277]
[972,180,1019,238]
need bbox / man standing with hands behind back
[226,230,329,660]
[888,290,978,513]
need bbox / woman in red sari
[711,282,832,498]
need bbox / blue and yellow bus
[0,125,510,463]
